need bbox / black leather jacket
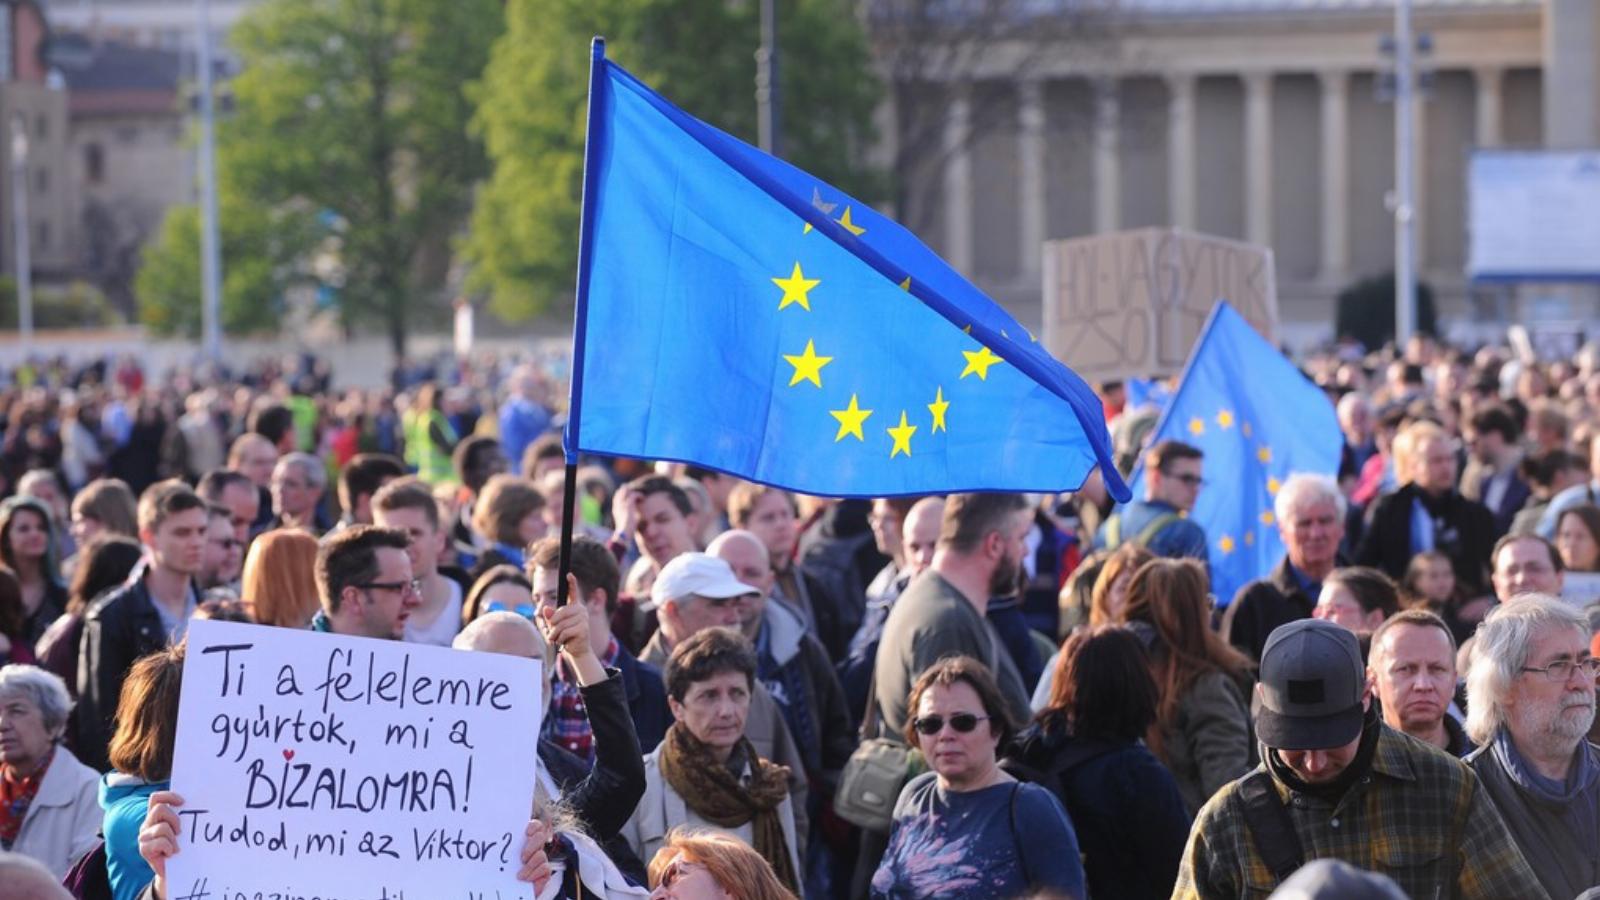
[76,568,197,771]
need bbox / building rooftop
[55,37,182,92]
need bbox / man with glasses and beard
[1465,595,1600,900]
[1096,440,1208,561]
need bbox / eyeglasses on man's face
[358,577,422,597]
[1520,657,1600,683]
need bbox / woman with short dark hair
[872,656,1085,900]
[1008,627,1190,900]
[622,627,800,895]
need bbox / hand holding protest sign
[167,619,542,900]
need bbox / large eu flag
[568,40,1128,502]
[1126,302,1341,604]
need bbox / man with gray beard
[1465,594,1600,900]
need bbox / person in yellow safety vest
[407,382,459,487]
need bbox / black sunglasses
[913,713,990,736]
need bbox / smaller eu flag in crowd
[1127,303,1340,604]
[566,39,1127,501]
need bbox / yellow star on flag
[899,277,911,291]
[772,262,820,311]
[928,387,949,433]
[1217,409,1235,429]
[1218,535,1236,555]
[888,411,917,458]
[1188,417,1205,437]
[835,207,866,236]
[783,340,832,388]
[1260,510,1275,525]
[830,394,873,442]
[1257,446,1272,464]
[1267,476,1282,495]
[960,346,1004,380]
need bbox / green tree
[467,0,882,321]
[136,198,311,337]
[136,0,503,356]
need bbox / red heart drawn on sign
[282,749,295,761]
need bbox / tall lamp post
[11,115,31,355]
[196,0,223,362]
[756,0,780,156]
[1393,0,1416,349]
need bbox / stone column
[1318,69,1349,283]
[1167,73,1197,231]
[1093,77,1120,234]
[943,82,974,275]
[1475,65,1503,148]
[1545,0,1600,149]
[1018,79,1046,279]
[1244,71,1273,248]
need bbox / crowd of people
[0,334,1597,900]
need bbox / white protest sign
[169,619,541,900]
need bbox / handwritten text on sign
[1041,228,1278,382]
[169,619,541,900]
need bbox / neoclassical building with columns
[877,0,1595,341]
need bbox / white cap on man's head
[648,552,757,611]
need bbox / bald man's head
[0,852,72,900]
[902,497,946,577]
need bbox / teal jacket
[100,773,167,900]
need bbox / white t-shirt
[403,577,465,647]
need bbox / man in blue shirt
[498,365,552,476]
[1097,440,1208,561]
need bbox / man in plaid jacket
[1173,619,1546,900]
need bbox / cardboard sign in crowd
[168,619,542,900]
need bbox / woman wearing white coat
[622,627,801,896]
[0,664,100,878]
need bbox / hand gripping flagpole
[557,37,608,607]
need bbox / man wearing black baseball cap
[1173,619,1546,900]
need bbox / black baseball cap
[1253,619,1366,751]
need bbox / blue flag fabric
[1126,302,1340,605]
[569,45,1128,501]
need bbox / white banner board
[169,619,541,900]
[1042,228,1277,382]
[1469,150,1600,281]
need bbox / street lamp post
[196,0,223,362]
[1393,0,1416,349]
[10,115,31,354]
[756,0,780,156]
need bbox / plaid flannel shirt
[544,636,622,761]
[1172,724,1549,900]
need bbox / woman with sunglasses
[872,656,1084,900]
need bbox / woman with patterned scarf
[622,627,801,895]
